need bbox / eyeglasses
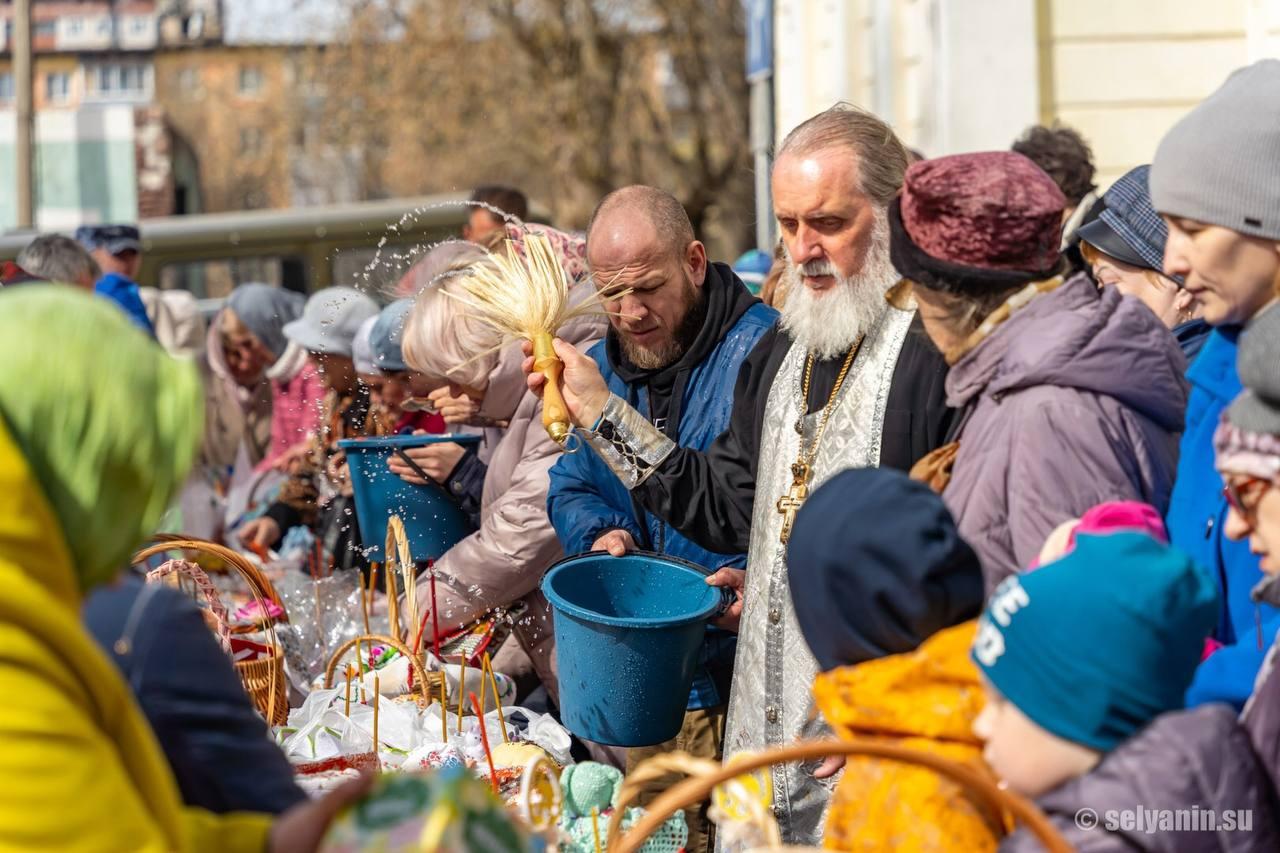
[1223,477,1270,523]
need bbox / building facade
[772,0,1280,186]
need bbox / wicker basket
[323,633,443,707]
[134,537,290,725]
[608,740,1071,853]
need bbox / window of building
[240,126,264,156]
[65,17,84,37]
[34,20,57,38]
[129,16,151,35]
[97,18,113,36]
[45,72,71,103]
[238,65,263,95]
[178,67,201,93]
[87,62,151,98]
[0,73,13,102]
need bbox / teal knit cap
[971,532,1219,751]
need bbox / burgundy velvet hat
[890,151,1067,294]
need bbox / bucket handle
[585,549,736,618]
[390,446,472,518]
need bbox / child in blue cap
[973,533,1217,796]
[973,533,1280,850]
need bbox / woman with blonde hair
[391,225,604,702]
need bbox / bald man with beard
[529,105,952,844]
[546,185,777,852]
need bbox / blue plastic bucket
[541,551,731,747]
[339,434,481,562]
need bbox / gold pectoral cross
[776,461,812,544]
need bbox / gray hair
[776,103,909,207]
[16,234,101,285]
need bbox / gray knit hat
[1215,304,1280,479]
[352,315,379,375]
[368,298,412,373]
[1151,60,1280,241]
[283,286,380,357]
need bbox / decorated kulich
[558,762,687,853]
[319,765,537,853]
[491,741,552,770]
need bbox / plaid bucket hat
[1078,165,1184,285]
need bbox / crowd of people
[2,57,1280,852]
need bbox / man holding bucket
[546,185,777,852]
[527,106,952,844]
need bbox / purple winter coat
[1243,631,1280,800]
[1002,704,1280,852]
[943,274,1188,591]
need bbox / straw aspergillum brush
[443,233,630,445]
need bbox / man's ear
[686,240,708,286]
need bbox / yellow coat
[0,420,272,852]
[814,622,1001,852]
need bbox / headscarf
[504,223,590,283]
[0,286,221,851]
[0,286,203,592]
[226,283,306,359]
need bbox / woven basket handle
[134,537,286,723]
[138,536,289,622]
[323,633,438,707]
[607,740,1071,853]
[145,559,233,653]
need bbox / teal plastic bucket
[541,551,731,747]
[338,434,480,562]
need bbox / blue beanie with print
[971,532,1219,751]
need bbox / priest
[526,105,951,843]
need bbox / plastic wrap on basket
[274,570,370,688]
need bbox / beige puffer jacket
[414,306,605,704]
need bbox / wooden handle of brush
[532,333,571,445]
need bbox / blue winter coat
[1169,327,1280,710]
[548,282,777,710]
[95,272,157,337]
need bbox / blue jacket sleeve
[547,441,644,555]
[1186,605,1280,710]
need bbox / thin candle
[429,561,441,659]
[456,656,466,733]
[344,666,352,718]
[438,672,448,743]
[470,692,498,795]
[483,653,509,743]
[372,675,381,754]
[356,640,366,703]
[591,807,603,853]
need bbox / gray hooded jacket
[943,274,1188,591]
[1002,704,1280,852]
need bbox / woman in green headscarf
[0,286,364,852]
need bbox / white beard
[779,215,896,360]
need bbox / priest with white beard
[525,105,952,843]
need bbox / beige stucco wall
[1041,0,1280,187]
[773,0,1280,190]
